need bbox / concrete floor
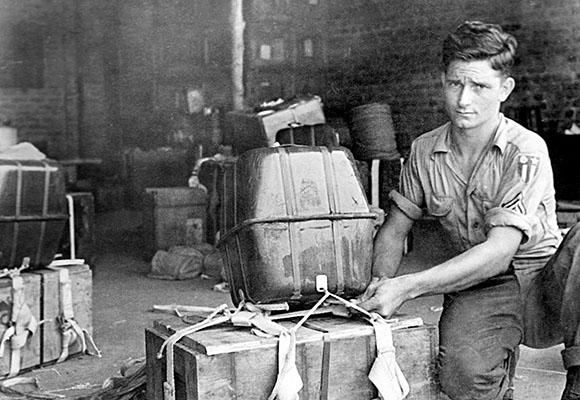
[7,210,567,399]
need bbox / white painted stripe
[517,366,566,375]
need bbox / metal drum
[218,146,376,307]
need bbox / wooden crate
[0,273,42,377]
[143,187,208,252]
[32,264,93,364]
[145,316,440,400]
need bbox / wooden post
[230,0,245,111]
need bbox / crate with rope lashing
[0,263,96,378]
[145,315,440,400]
[0,269,42,378]
[32,263,94,365]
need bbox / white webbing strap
[268,289,410,400]
[371,159,380,207]
[58,268,74,320]
[267,292,331,400]
[156,301,293,400]
[267,330,302,400]
[157,304,231,400]
[368,318,409,400]
[50,266,101,363]
[0,272,38,378]
[156,293,410,400]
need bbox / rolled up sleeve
[485,207,533,243]
[484,146,554,249]
[389,190,423,221]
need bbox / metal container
[218,146,376,306]
[226,96,326,155]
[197,158,237,245]
[0,160,68,269]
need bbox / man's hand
[358,225,523,318]
[356,276,409,318]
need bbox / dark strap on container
[36,162,52,265]
[9,162,24,266]
[0,215,69,222]
[216,213,377,244]
[303,321,332,400]
[320,332,332,400]
[278,147,302,299]
[320,147,345,294]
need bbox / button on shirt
[394,114,561,266]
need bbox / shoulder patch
[517,154,540,183]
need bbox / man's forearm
[371,206,414,278]
[372,234,406,278]
[398,226,522,300]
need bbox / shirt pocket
[472,188,495,215]
[427,194,453,217]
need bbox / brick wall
[315,0,580,150]
[243,0,580,153]
[0,0,78,158]
[2,0,580,169]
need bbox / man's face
[442,59,514,131]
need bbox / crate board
[146,316,439,400]
[32,264,93,364]
[0,273,42,377]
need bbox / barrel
[348,103,400,160]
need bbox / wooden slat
[33,264,93,364]
[0,273,42,377]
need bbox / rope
[0,258,37,378]
[156,290,410,400]
[157,303,242,400]
[349,103,401,161]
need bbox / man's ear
[499,76,515,102]
[441,72,446,87]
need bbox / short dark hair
[441,21,517,76]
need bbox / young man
[357,21,580,400]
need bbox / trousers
[438,222,580,400]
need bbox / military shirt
[393,114,561,268]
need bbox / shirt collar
[492,113,508,153]
[432,113,508,156]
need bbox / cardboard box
[146,316,440,400]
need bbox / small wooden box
[0,273,42,377]
[146,316,439,400]
[32,264,93,364]
[143,187,208,252]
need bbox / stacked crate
[0,264,93,377]
[0,159,94,376]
